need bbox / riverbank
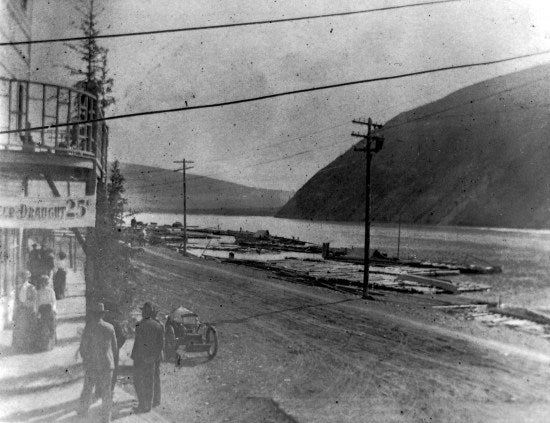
[129,213,550,311]
[126,245,550,423]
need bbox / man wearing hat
[131,301,164,413]
[78,302,118,422]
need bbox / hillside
[118,163,293,216]
[277,64,550,228]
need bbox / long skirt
[53,269,67,300]
[36,304,56,351]
[12,305,37,353]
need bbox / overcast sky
[30,0,550,190]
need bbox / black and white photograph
[1,0,550,421]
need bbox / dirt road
[129,247,550,423]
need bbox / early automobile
[164,306,218,361]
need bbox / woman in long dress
[53,251,68,300]
[12,270,37,353]
[35,275,57,351]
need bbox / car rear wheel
[205,326,218,359]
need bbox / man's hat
[90,302,106,313]
[103,301,118,313]
[140,301,157,315]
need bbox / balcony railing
[0,78,108,172]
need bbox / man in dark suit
[131,302,164,414]
[94,302,127,400]
[78,303,118,423]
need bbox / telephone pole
[174,158,194,254]
[352,117,384,300]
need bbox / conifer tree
[107,160,127,232]
[64,0,114,114]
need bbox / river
[130,213,550,310]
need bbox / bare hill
[277,64,550,228]
[119,163,293,216]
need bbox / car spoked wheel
[205,326,218,359]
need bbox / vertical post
[18,227,24,275]
[397,213,402,260]
[69,236,74,270]
[66,90,72,147]
[352,117,384,300]
[7,81,12,145]
[174,159,194,255]
[54,86,60,147]
[362,119,372,299]
[183,159,187,254]
[41,84,46,145]
[24,81,29,142]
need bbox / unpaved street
[130,247,550,423]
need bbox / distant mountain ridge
[118,163,293,216]
[277,64,550,229]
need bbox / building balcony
[0,78,108,179]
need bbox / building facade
[0,0,108,328]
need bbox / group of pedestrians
[12,245,70,353]
[28,244,68,300]
[78,301,165,422]
[12,260,65,353]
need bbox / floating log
[394,274,459,293]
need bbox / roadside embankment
[126,245,550,423]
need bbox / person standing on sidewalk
[78,303,118,423]
[53,251,68,300]
[12,270,37,352]
[131,302,164,414]
[35,275,57,351]
[96,302,126,397]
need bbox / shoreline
[133,245,550,359]
[126,245,550,423]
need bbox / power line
[117,122,350,177]
[121,70,550,177]
[202,122,350,166]
[0,0,463,47]
[124,75,550,178]
[123,73,550,189]
[127,136,357,190]
[380,71,550,132]
[2,48,549,136]
[197,122,350,169]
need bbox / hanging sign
[0,196,96,229]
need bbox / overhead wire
[119,121,351,177]
[127,135,358,190]
[124,98,550,189]
[128,71,550,177]
[2,48,549,136]
[100,70,550,186]
[199,122,351,167]
[378,72,550,133]
[0,0,463,47]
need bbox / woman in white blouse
[35,274,57,351]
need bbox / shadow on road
[0,399,80,422]
[213,297,359,325]
[0,363,83,397]
[0,398,136,422]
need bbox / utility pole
[174,158,194,254]
[397,212,402,260]
[352,117,384,300]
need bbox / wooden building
[0,0,108,328]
